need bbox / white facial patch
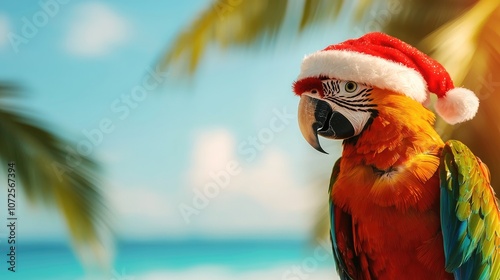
[321,79,376,137]
[331,104,372,136]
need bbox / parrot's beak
[298,95,329,154]
[298,95,355,154]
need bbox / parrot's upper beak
[298,95,329,153]
[298,95,355,154]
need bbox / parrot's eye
[344,81,358,93]
[311,89,318,94]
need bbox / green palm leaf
[0,84,111,267]
[417,0,500,192]
[158,0,378,75]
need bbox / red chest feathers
[331,155,453,279]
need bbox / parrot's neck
[341,100,444,171]
[333,94,445,212]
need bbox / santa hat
[297,32,479,124]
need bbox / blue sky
[0,1,351,242]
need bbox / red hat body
[297,32,478,124]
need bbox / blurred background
[0,0,498,279]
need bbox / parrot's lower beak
[298,95,354,154]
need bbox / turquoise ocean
[0,240,338,280]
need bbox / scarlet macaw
[293,32,500,279]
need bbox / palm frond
[0,85,112,267]
[420,0,500,190]
[420,0,496,83]
[159,0,288,74]
[159,0,379,76]
[383,0,476,44]
[299,0,345,31]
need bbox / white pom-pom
[435,87,479,125]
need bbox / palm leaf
[159,0,288,75]
[299,0,345,31]
[0,84,111,267]
[383,0,476,43]
[381,0,500,193]
[158,0,379,75]
[419,0,500,194]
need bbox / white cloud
[106,128,327,240]
[0,14,10,48]
[65,2,129,56]
[187,128,237,187]
[234,149,317,212]
[184,128,322,237]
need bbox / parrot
[293,32,500,280]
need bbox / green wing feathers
[440,140,500,280]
